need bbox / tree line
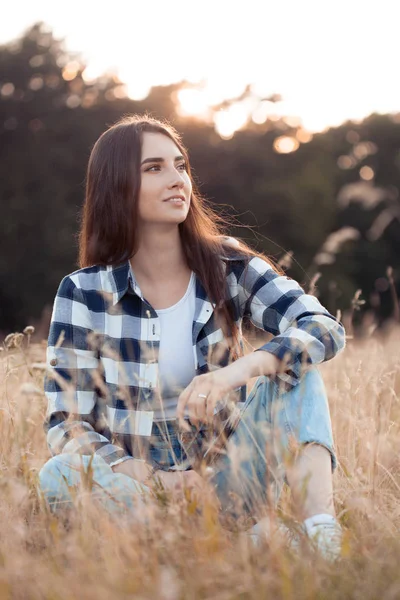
[1,23,399,336]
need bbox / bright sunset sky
[2,0,400,138]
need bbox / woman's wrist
[248,350,281,378]
[225,351,280,388]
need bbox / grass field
[0,324,399,599]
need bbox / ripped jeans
[38,368,336,519]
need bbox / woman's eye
[145,163,186,172]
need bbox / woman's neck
[130,226,189,283]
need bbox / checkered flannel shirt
[44,243,346,468]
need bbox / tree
[1,24,399,333]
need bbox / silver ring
[197,393,208,399]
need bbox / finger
[178,415,191,432]
[206,392,217,424]
[177,391,191,431]
[193,394,207,425]
[187,397,200,430]
[172,472,184,491]
[192,392,208,427]
[183,471,203,492]
[177,386,192,430]
[177,390,188,421]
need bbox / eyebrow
[141,155,185,166]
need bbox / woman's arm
[177,351,280,428]
[177,254,345,427]
[44,275,131,468]
[239,255,346,388]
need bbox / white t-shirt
[154,271,197,420]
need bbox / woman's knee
[38,454,150,514]
[271,368,337,473]
[38,454,107,501]
[38,455,78,505]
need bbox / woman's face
[138,132,192,226]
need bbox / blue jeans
[38,368,336,518]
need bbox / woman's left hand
[176,352,280,430]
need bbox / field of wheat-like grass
[0,325,399,600]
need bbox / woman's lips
[165,198,185,205]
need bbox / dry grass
[0,325,400,600]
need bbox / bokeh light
[28,76,44,91]
[346,130,360,144]
[296,129,313,143]
[273,136,300,154]
[29,54,45,67]
[1,0,400,139]
[338,156,354,169]
[360,166,374,181]
[177,89,210,118]
[1,83,15,96]
[123,79,152,102]
[213,104,250,139]
[82,65,103,83]
[62,61,80,81]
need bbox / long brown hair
[79,114,281,357]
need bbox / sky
[2,0,400,137]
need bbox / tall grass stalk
[0,327,399,599]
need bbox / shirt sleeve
[239,256,346,389]
[43,275,131,468]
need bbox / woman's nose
[168,171,185,189]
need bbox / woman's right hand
[151,470,184,492]
[158,470,219,509]
[112,460,215,503]
[153,470,206,497]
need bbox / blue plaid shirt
[44,243,345,467]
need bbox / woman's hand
[111,460,197,495]
[152,470,185,493]
[154,470,214,503]
[176,370,233,431]
[177,351,281,430]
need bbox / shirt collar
[107,261,134,306]
[107,245,244,306]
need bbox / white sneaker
[248,514,342,562]
[247,516,292,548]
[304,519,343,562]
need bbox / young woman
[39,115,345,559]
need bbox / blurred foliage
[0,23,399,334]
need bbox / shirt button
[50,358,58,367]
